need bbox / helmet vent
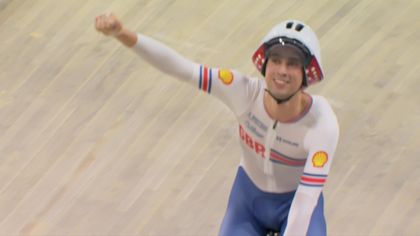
[286,22,293,29]
[295,24,304,32]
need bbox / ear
[261,57,269,76]
[301,68,308,88]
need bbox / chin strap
[264,88,301,104]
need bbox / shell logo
[312,151,328,168]
[218,69,234,85]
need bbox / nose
[274,61,288,75]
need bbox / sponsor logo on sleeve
[312,151,328,168]
[218,69,234,85]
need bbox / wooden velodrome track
[0,0,419,235]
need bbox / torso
[237,80,323,193]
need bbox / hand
[95,12,123,36]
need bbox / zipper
[263,120,278,177]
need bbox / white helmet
[252,20,324,87]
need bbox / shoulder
[303,95,340,150]
[311,95,334,112]
[209,68,263,116]
[229,69,258,86]
[311,95,338,122]
[308,95,339,135]
[230,71,263,101]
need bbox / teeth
[273,78,288,85]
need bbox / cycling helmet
[252,20,324,87]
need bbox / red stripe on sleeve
[202,66,208,92]
[301,176,326,183]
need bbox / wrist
[114,28,138,47]
[112,26,125,37]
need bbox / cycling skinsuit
[132,34,339,236]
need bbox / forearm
[284,190,319,235]
[114,27,138,47]
[131,34,196,81]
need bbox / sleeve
[131,34,260,116]
[284,101,339,236]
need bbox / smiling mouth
[273,78,289,86]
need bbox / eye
[287,59,302,68]
[270,56,282,64]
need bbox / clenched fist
[95,12,123,36]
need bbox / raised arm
[94,12,259,116]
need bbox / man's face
[264,45,305,100]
